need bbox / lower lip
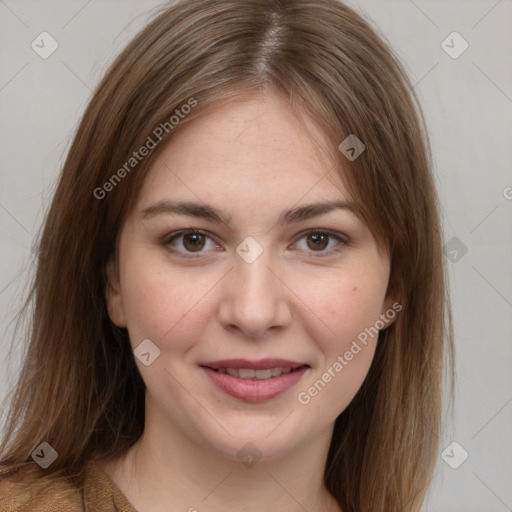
[201,366,309,402]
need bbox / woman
[0,0,454,510]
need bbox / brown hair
[0,0,454,510]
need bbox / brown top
[0,460,137,511]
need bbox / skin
[100,91,396,512]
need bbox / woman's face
[106,92,396,462]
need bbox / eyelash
[162,228,348,259]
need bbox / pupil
[308,233,328,251]
[184,233,205,251]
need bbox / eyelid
[162,228,348,258]
[292,228,348,245]
[162,228,221,257]
[290,228,348,257]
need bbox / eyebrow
[139,199,356,226]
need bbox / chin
[197,419,310,464]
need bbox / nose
[216,247,293,339]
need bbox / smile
[200,364,310,402]
[212,367,295,379]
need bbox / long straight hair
[0,1,454,510]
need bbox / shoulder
[0,459,138,512]
[0,462,83,511]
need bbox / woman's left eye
[162,229,347,257]
[292,229,347,255]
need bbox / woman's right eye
[163,229,220,257]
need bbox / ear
[105,256,127,328]
[379,282,401,330]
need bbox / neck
[98,412,341,512]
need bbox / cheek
[297,269,386,357]
[120,256,211,351]
[294,268,387,413]
[297,279,382,414]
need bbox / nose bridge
[218,240,291,337]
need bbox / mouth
[203,366,308,380]
[199,359,311,402]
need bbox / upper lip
[200,358,309,370]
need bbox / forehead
[137,93,349,206]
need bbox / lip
[200,361,310,402]
[199,358,307,370]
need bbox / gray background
[1,1,511,510]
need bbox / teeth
[255,369,273,380]
[215,367,296,379]
[238,368,255,379]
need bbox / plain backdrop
[0,1,511,511]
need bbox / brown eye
[182,232,206,252]
[306,232,329,251]
[294,229,347,256]
[163,228,347,259]
[164,229,218,255]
